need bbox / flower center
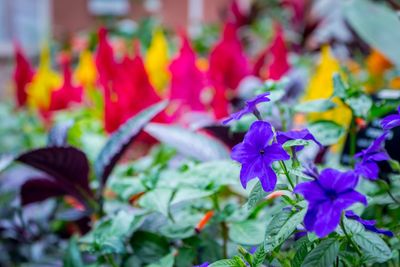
[325,189,338,201]
[259,149,265,155]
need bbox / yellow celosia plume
[26,44,61,110]
[304,46,351,128]
[145,29,170,94]
[75,50,97,90]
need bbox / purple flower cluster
[231,121,289,191]
[354,133,389,180]
[227,99,397,239]
[294,169,367,237]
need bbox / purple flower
[345,210,393,237]
[231,121,290,191]
[193,263,209,267]
[294,169,367,237]
[276,128,322,151]
[381,106,400,131]
[354,133,389,180]
[223,92,270,124]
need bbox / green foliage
[308,120,345,146]
[294,99,337,113]
[345,0,400,67]
[264,208,306,253]
[301,238,339,267]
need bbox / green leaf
[283,139,311,148]
[82,211,143,254]
[308,121,345,146]
[388,159,400,172]
[130,231,170,264]
[294,99,336,113]
[171,187,214,205]
[63,236,84,267]
[95,101,168,191]
[160,160,240,190]
[229,220,266,245]
[345,0,400,67]
[146,252,175,267]
[160,222,196,239]
[246,181,268,210]
[139,188,174,217]
[333,73,347,99]
[345,94,372,118]
[292,237,311,267]
[301,238,339,267]
[0,154,14,173]
[353,231,392,264]
[145,123,230,161]
[251,245,267,267]
[264,208,306,252]
[209,258,245,267]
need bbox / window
[0,0,50,57]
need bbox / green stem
[279,161,295,191]
[211,194,228,258]
[340,216,362,256]
[349,116,357,168]
[387,190,400,204]
[105,255,118,267]
[253,108,263,121]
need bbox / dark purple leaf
[203,125,245,148]
[16,147,92,199]
[47,120,74,147]
[95,101,168,191]
[20,177,66,206]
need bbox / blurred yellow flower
[75,50,97,90]
[26,44,61,110]
[145,29,170,94]
[304,46,351,128]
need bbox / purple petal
[294,181,326,202]
[345,211,393,237]
[222,109,249,125]
[313,201,342,237]
[366,133,388,153]
[259,166,277,191]
[335,191,368,208]
[318,169,358,192]
[276,129,322,150]
[231,142,258,164]
[264,143,290,163]
[368,151,389,162]
[243,121,274,148]
[381,114,400,131]
[222,92,270,124]
[303,206,318,233]
[246,92,271,108]
[239,159,264,188]
[355,161,379,180]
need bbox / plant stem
[212,194,228,259]
[221,221,229,259]
[349,116,357,168]
[279,161,295,191]
[340,216,362,256]
[105,255,118,267]
[387,190,400,204]
[253,108,263,121]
